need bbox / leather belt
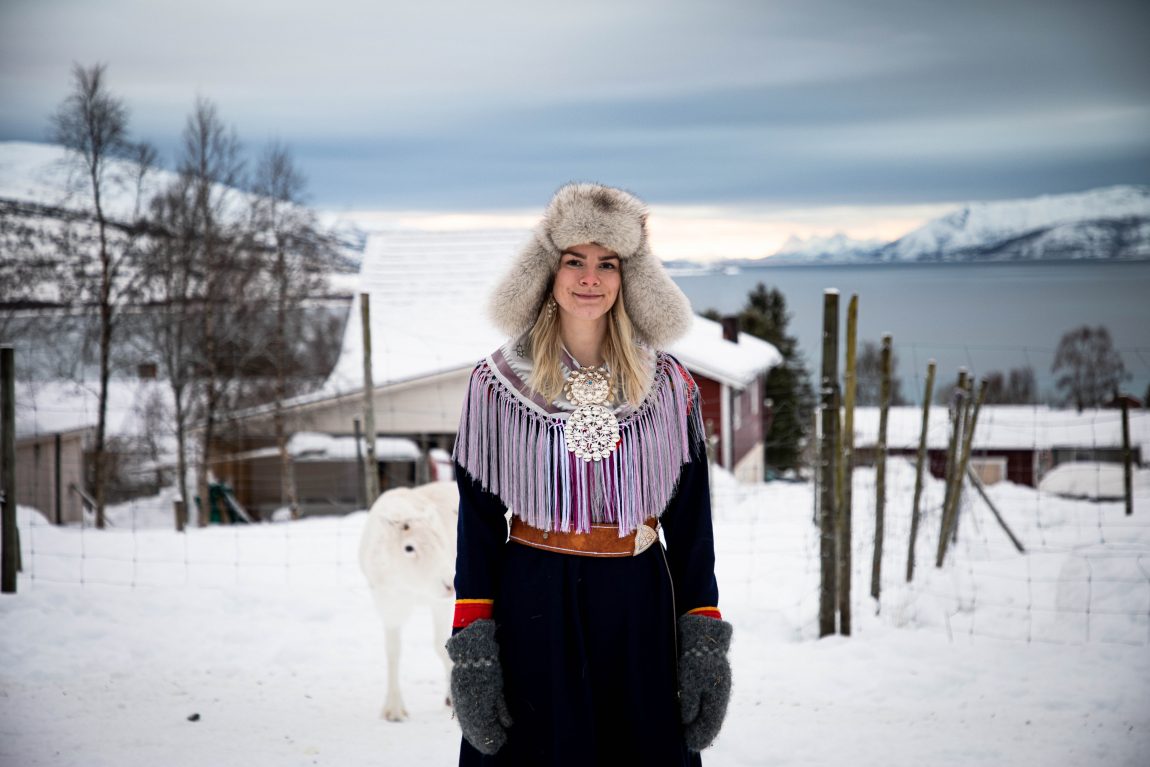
[509,516,660,557]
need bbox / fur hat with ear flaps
[488,183,693,349]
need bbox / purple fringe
[453,354,704,535]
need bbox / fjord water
[672,260,1150,402]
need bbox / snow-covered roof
[14,379,174,441]
[672,315,781,388]
[287,431,419,462]
[317,228,780,400]
[852,405,1150,455]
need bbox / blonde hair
[528,289,653,407]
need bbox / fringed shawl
[453,339,705,535]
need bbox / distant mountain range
[747,186,1150,266]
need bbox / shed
[851,405,1149,486]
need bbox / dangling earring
[545,296,558,318]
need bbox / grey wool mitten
[677,614,733,752]
[445,619,513,755]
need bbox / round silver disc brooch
[563,366,620,462]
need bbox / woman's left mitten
[677,614,733,752]
[446,620,513,755]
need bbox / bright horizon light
[322,202,959,262]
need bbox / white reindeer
[358,480,459,721]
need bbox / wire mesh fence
[11,449,1148,650]
[4,331,1149,649]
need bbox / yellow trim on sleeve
[455,598,495,605]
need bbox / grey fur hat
[488,183,693,348]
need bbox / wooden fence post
[174,499,187,533]
[818,290,840,637]
[2,347,17,594]
[940,369,967,525]
[871,333,892,603]
[906,360,935,582]
[360,293,380,507]
[937,370,966,566]
[837,294,858,635]
[966,466,1025,552]
[1121,399,1133,516]
[937,378,987,566]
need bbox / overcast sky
[2,0,1148,254]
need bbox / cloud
[2,0,1148,209]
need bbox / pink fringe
[454,354,704,535]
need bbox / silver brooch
[562,366,620,462]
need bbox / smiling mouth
[573,292,603,299]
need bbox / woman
[447,183,732,766]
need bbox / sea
[670,260,1150,403]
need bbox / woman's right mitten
[445,619,513,755]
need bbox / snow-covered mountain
[760,186,1150,265]
[765,232,883,264]
[2,140,185,221]
[0,141,363,305]
[874,185,1150,263]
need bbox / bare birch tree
[50,63,155,527]
[250,141,332,519]
[174,98,246,526]
[141,175,200,525]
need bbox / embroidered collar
[453,337,704,535]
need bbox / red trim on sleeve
[453,599,494,629]
[686,606,722,620]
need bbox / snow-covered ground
[2,463,1148,766]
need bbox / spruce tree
[708,283,814,476]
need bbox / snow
[0,140,212,223]
[767,232,883,263]
[288,432,420,462]
[3,461,1148,766]
[851,405,1150,457]
[750,185,1150,265]
[1038,461,1150,500]
[880,185,1150,262]
[666,316,780,388]
[15,379,175,442]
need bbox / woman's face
[551,243,621,325]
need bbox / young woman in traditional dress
[447,183,732,766]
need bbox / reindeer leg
[432,600,454,707]
[382,619,409,722]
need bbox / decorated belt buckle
[633,525,657,556]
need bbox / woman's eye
[599,262,616,270]
[565,259,583,268]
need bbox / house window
[969,457,1008,485]
[751,379,759,415]
[734,389,743,430]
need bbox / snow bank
[1038,461,1150,500]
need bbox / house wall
[925,448,1037,487]
[231,455,416,518]
[730,375,764,473]
[696,375,723,464]
[695,372,764,474]
[287,369,472,436]
[15,431,87,524]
